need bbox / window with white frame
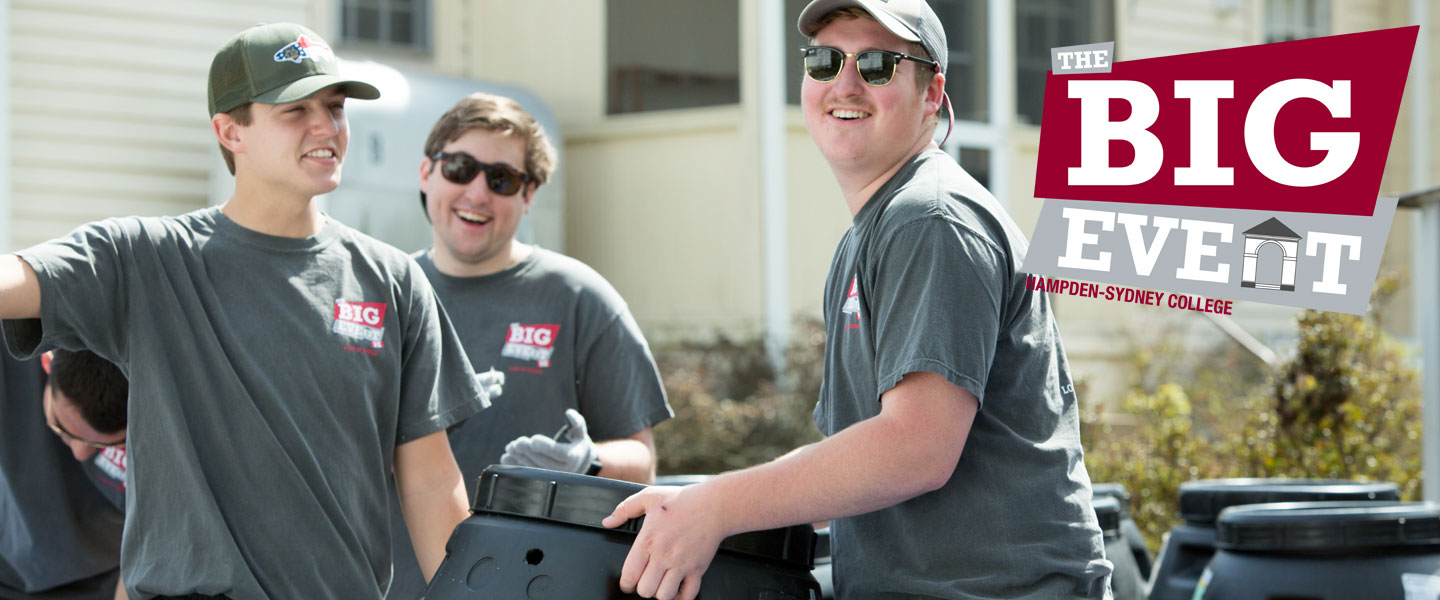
[1265,0,1330,43]
[607,0,741,114]
[340,0,428,50]
[1014,0,1113,126]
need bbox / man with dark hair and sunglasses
[0,22,492,599]
[604,1,1113,599]
[384,91,673,597]
[1,349,127,599]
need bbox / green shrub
[651,318,825,475]
[1083,306,1422,552]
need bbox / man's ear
[418,156,434,193]
[212,113,244,155]
[924,71,946,116]
[40,351,52,374]
[521,182,539,215]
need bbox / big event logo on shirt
[94,447,126,494]
[501,323,561,372]
[1021,28,1416,316]
[334,300,387,355]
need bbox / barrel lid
[1092,483,1131,504]
[1215,501,1440,553]
[1092,496,1122,538]
[471,465,816,569]
[1177,478,1399,525]
[655,474,714,487]
[1092,483,1131,517]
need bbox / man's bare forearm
[0,256,41,319]
[395,430,470,581]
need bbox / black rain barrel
[1197,501,1440,599]
[1092,482,1152,581]
[1147,478,1399,600]
[424,466,821,599]
[1094,495,1144,600]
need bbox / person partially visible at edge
[601,1,1113,599]
[0,22,491,600]
[385,92,673,599]
[1,349,127,599]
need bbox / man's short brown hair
[49,350,128,435]
[423,93,557,188]
[218,102,253,176]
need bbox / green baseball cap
[207,23,380,116]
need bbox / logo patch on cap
[274,35,335,64]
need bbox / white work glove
[475,367,505,402]
[500,409,599,475]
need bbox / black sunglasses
[431,152,532,196]
[800,46,939,87]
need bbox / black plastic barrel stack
[1094,496,1144,600]
[1147,478,1400,600]
[1197,501,1440,599]
[1092,483,1152,581]
[425,466,820,599]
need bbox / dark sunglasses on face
[431,151,532,196]
[800,45,940,87]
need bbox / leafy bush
[651,318,825,475]
[1083,306,1423,552]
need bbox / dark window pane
[357,6,381,41]
[957,147,991,189]
[391,11,413,45]
[607,0,741,114]
[786,0,806,105]
[340,0,427,49]
[1015,0,1113,126]
[935,0,987,123]
[1265,0,1330,43]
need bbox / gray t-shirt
[3,207,487,600]
[817,150,1112,599]
[386,248,671,598]
[0,354,123,597]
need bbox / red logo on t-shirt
[501,323,560,370]
[842,275,861,330]
[94,447,126,494]
[333,300,387,352]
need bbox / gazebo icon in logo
[1240,217,1301,291]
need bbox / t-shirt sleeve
[3,220,132,362]
[575,308,673,441]
[393,270,489,444]
[869,216,1005,407]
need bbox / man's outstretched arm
[603,371,978,600]
[0,256,40,319]
[394,429,471,582]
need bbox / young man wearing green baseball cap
[0,23,490,599]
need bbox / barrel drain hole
[525,548,545,565]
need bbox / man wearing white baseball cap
[604,1,1113,598]
[0,22,490,599]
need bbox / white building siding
[7,0,323,250]
[1118,0,1251,61]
